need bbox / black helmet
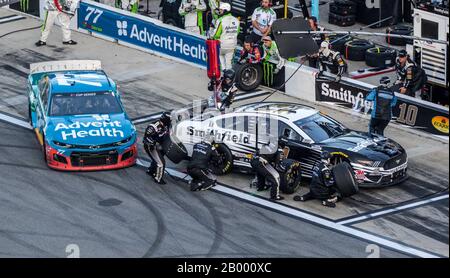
[159,112,171,126]
[223,69,236,81]
[379,76,390,86]
[321,151,331,160]
[398,49,408,58]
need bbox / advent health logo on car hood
[46,114,134,146]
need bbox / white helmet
[219,2,231,13]
[203,129,216,144]
[320,41,331,56]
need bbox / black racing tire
[365,47,397,68]
[234,63,263,91]
[328,34,353,53]
[344,39,375,61]
[332,162,359,197]
[386,25,413,46]
[328,12,355,27]
[210,143,233,175]
[329,0,357,16]
[279,159,302,194]
[161,135,188,164]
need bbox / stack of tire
[386,25,414,46]
[344,39,374,61]
[328,34,353,53]
[365,47,397,68]
[328,0,357,27]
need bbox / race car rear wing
[29,60,102,74]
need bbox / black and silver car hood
[317,131,405,163]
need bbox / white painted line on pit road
[132,114,161,125]
[0,15,25,24]
[135,158,441,258]
[0,112,442,258]
[0,112,32,130]
[337,194,449,226]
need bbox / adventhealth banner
[77,0,207,67]
[316,79,449,137]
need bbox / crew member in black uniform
[208,69,238,110]
[294,151,339,207]
[307,16,325,68]
[366,76,397,136]
[143,112,171,184]
[187,132,220,191]
[250,140,285,201]
[395,50,427,98]
[317,41,347,82]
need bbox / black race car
[173,102,408,188]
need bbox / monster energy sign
[0,0,20,8]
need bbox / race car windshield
[294,113,348,142]
[49,92,123,116]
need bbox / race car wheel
[328,34,353,53]
[332,162,359,197]
[161,135,188,164]
[279,159,302,194]
[210,143,233,175]
[235,63,263,91]
[365,47,397,68]
[328,12,356,27]
[329,0,357,16]
[386,25,413,46]
[344,39,375,61]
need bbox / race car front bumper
[351,161,409,188]
[45,143,137,171]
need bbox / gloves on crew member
[335,75,341,83]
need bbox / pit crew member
[178,0,207,35]
[317,41,347,82]
[250,0,276,44]
[366,76,397,137]
[261,36,285,86]
[250,140,285,201]
[211,2,240,71]
[395,50,427,98]
[143,112,171,184]
[307,16,325,68]
[294,151,339,208]
[187,132,220,191]
[239,36,262,64]
[116,0,140,13]
[208,69,238,111]
[35,0,79,46]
